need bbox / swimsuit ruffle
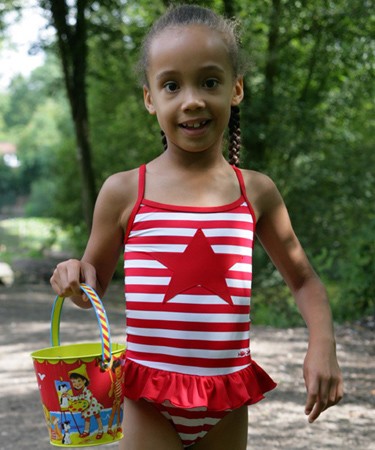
[124,358,277,411]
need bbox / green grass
[0,217,74,264]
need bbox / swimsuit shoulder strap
[232,165,257,225]
[124,164,146,242]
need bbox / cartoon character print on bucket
[34,352,125,446]
[31,284,126,447]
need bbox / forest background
[0,0,373,326]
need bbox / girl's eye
[164,82,179,93]
[204,78,219,89]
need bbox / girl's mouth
[180,120,209,130]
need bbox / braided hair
[139,5,245,165]
[228,106,241,167]
[160,130,168,152]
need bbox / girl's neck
[153,145,229,174]
[145,152,240,208]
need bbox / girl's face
[144,25,243,156]
[71,377,85,390]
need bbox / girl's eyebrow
[155,65,226,81]
[156,70,179,81]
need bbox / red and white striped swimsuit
[123,164,276,447]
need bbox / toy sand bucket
[31,283,126,447]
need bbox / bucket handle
[50,283,112,371]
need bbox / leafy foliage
[0,0,373,323]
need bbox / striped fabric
[151,400,227,448]
[124,174,255,377]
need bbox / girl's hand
[303,339,344,423]
[50,259,97,308]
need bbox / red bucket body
[31,285,126,447]
[32,343,126,447]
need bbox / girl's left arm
[251,173,344,423]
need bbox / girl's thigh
[191,405,248,450]
[118,397,183,450]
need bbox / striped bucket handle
[50,283,112,370]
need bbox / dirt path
[0,283,373,449]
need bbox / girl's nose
[181,88,205,111]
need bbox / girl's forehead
[148,25,233,73]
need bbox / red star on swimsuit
[153,229,243,305]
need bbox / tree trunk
[242,0,281,170]
[222,0,236,17]
[43,0,96,230]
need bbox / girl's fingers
[305,374,343,423]
[50,259,82,297]
[80,263,97,292]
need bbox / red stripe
[125,267,253,279]
[124,254,253,266]
[128,351,250,368]
[125,268,170,277]
[125,284,251,298]
[125,302,249,314]
[176,423,214,434]
[128,334,249,350]
[125,284,167,294]
[138,201,250,213]
[126,318,250,332]
[165,408,226,420]
[126,235,252,247]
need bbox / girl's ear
[143,85,156,115]
[231,77,244,106]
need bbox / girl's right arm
[50,169,139,308]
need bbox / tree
[39,0,96,230]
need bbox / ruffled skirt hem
[124,358,277,411]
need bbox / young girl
[50,5,343,450]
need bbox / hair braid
[228,105,241,167]
[160,130,168,151]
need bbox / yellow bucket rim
[31,342,126,364]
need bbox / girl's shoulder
[239,168,275,190]
[94,168,141,228]
[99,168,140,203]
[238,168,284,220]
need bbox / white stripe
[125,277,251,289]
[126,310,249,322]
[129,358,250,376]
[212,245,252,256]
[134,212,253,223]
[171,416,220,427]
[125,293,165,303]
[227,278,252,289]
[126,243,252,256]
[126,276,170,285]
[230,262,252,272]
[125,260,253,270]
[203,228,253,239]
[129,227,196,237]
[128,227,253,239]
[125,244,186,253]
[179,431,208,441]
[128,343,244,359]
[126,327,249,341]
[126,277,251,292]
[125,293,250,305]
[124,260,165,269]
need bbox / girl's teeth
[183,121,207,129]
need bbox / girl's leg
[191,405,248,450]
[118,398,183,450]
